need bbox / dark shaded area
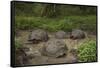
[15,2,96,17]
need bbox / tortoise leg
[32,39,41,44]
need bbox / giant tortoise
[28,29,49,44]
[70,29,86,40]
[41,39,68,58]
[55,31,67,39]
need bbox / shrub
[78,40,97,62]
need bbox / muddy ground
[15,30,96,66]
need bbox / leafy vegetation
[15,15,96,32]
[15,39,22,49]
[14,2,96,33]
[78,40,97,62]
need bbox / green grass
[78,40,97,62]
[15,38,23,49]
[15,15,96,32]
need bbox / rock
[55,31,67,39]
[41,39,68,58]
[70,29,86,40]
[28,29,49,44]
[26,48,41,58]
[67,55,78,63]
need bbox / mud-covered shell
[70,29,86,39]
[41,39,68,58]
[55,31,67,39]
[28,29,49,42]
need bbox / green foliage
[14,2,96,32]
[67,15,96,32]
[15,15,96,32]
[78,40,97,62]
[15,39,22,49]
